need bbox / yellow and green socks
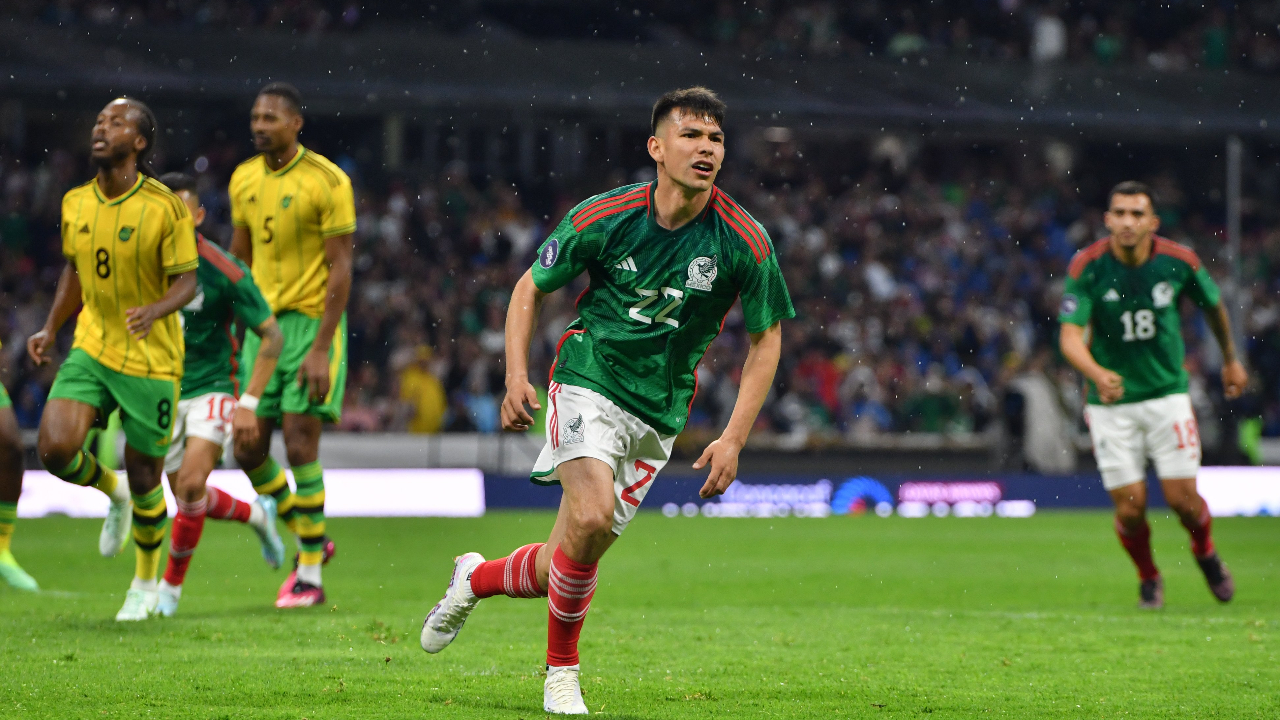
[131,485,168,584]
[52,450,124,500]
[292,461,327,572]
[0,501,15,555]
[246,458,298,533]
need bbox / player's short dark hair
[119,97,159,178]
[158,172,197,195]
[257,82,303,115]
[651,87,726,135]
[1109,180,1154,208]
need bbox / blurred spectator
[1,115,1277,458]
[399,346,447,434]
[1030,5,1067,64]
[12,2,1280,74]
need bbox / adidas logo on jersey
[614,257,637,272]
[1103,288,1121,302]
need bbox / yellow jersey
[61,175,198,381]
[229,146,356,317]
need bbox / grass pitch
[1,509,1276,719]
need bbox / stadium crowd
[13,0,1280,74]
[2,133,1278,456]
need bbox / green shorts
[48,348,179,458]
[0,383,10,409]
[241,311,347,423]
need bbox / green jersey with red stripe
[178,236,274,399]
[531,182,794,435]
[1059,236,1222,405]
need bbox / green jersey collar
[93,174,145,206]
[268,145,307,177]
[645,181,717,234]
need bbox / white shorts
[531,382,676,536]
[1084,392,1201,491]
[164,392,237,475]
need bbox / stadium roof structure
[3,19,1278,140]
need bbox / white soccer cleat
[544,664,589,715]
[420,552,484,653]
[251,495,286,569]
[100,488,133,557]
[115,588,159,621]
[156,581,181,617]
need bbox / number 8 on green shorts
[48,349,179,457]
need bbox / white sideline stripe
[16,468,486,518]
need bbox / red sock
[205,486,252,523]
[547,545,597,667]
[469,543,546,598]
[1115,517,1160,581]
[1180,501,1215,558]
[163,495,207,587]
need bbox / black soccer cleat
[1195,553,1234,603]
[1138,576,1164,610]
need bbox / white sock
[296,562,322,587]
[108,473,131,505]
[248,501,266,528]
[158,579,182,597]
[130,577,158,592]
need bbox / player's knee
[1164,491,1198,517]
[282,427,318,466]
[0,431,21,464]
[284,446,316,467]
[233,439,268,469]
[1114,502,1144,526]
[172,470,206,503]
[36,435,78,472]
[569,507,614,539]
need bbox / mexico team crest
[686,256,717,292]
[563,414,585,444]
[1152,281,1174,308]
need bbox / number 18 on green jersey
[1059,237,1221,405]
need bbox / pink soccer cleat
[276,578,326,608]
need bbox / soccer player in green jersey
[421,87,795,714]
[28,98,198,620]
[1059,181,1248,609]
[0,348,37,591]
[151,173,287,617]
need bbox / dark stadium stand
[0,5,1277,469]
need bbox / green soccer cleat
[0,550,38,592]
[115,587,159,621]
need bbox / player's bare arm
[233,316,284,445]
[501,269,546,431]
[27,263,84,365]
[693,321,782,498]
[229,225,252,265]
[299,233,353,402]
[1059,322,1125,404]
[1203,303,1248,399]
[125,270,197,339]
